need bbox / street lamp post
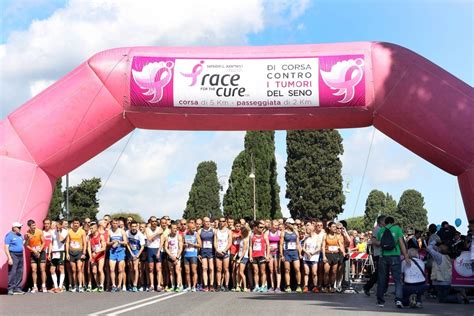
[249,153,256,220]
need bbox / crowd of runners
[4,214,473,309]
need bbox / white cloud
[1,0,310,220]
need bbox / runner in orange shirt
[25,219,45,293]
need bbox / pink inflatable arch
[0,42,472,291]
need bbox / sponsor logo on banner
[452,251,474,287]
[130,55,365,108]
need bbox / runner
[266,220,281,293]
[302,221,323,293]
[24,219,45,293]
[165,222,183,292]
[230,222,242,291]
[108,218,128,292]
[199,217,215,292]
[82,222,92,291]
[88,222,106,292]
[98,220,111,291]
[139,222,148,291]
[235,226,250,292]
[214,217,232,291]
[280,218,303,293]
[183,221,200,292]
[160,217,171,291]
[66,218,87,292]
[250,221,270,292]
[50,219,68,293]
[145,216,163,292]
[42,219,53,292]
[126,220,145,292]
[336,222,350,292]
[322,221,346,293]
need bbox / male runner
[126,221,145,292]
[199,217,215,291]
[25,219,45,293]
[159,217,171,291]
[42,219,53,292]
[214,217,232,291]
[165,222,183,292]
[88,222,106,291]
[139,222,149,291]
[50,219,68,293]
[66,218,87,292]
[146,216,164,292]
[108,218,128,292]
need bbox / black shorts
[69,250,84,263]
[51,252,65,265]
[326,253,341,265]
[252,256,266,264]
[30,251,46,264]
[140,248,148,262]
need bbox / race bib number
[203,240,212,249]
[233,239,240,245]
[94,244,102,252]
[270,244,278,251]
[70,241,80,249]
[287,242,296,250]
[52,252,61,259]
[253,241,262,251]
[218,240,226,251]
[33,246,41,252]
[328,246,338,252]
[131,244,137,251]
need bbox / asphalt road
[0,290,472,316]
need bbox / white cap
[285,218,295,224]
[12,222,22,228]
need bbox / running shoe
[191,287,197,292]
[396,300,403,309]
[243,288,250,292]
[41,287,48,293]
[156,286,164,292]
[329,287,335,293]
[30,287,38,294]
[285,287,292,293]
[91,287,99,292]
[183,287,190,292]
[85,286,91,292]
[275,288,281,293]
[13,290,25,295]
[296,286,302,293]
[415,302,422,308]
[78,287,84,293]
[132,286,138,292]
[252,286,260,293]
[175,286,183,293]
[98,286,104,292]
[209,287,215,292]
[409,294,417,308]
[312,287,319,293]
[303,286,309,293]
[321,287,328,293]
[235,287,242,292]
[268,287,274,293]
[165,287,173,292]
[147,287,155,292]
[259,286,268,293]
[231,288,236,292]
[376,302,384,307]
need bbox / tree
[363,190,397,230]
[48,178,63,220]
[396,189,428,231]
[110,212,144,223]
[223,131,281,220]
[183,161,221,219]
[285,130,345,220]
[66,177,101,221]
[223,151,253,219]
[344,216,365,232]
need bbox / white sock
[53,276,58,289]
[59,274,65,288]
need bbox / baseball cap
[285,218,295,224]
[12,222,22,228]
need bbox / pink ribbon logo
[180,61,204,86]
[132,61,174,103]
[320,58,364,103]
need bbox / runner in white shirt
[302,221,324,293]
[50,219,68,293]
[214,217,232,291]
[145,216,163,292]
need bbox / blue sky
[1,0,472,230]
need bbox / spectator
[4,222,25,295]
[401,248,428,308]
[437,221,456,245]
[363,215,385,296]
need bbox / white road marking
[108,292,186,315]
[88,292,174,316]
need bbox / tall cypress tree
[48,178,63,220]
[66,177,101,221]
[223,151,253,219]
[224,131,281,219]
[183,161,222,219]
[396,189,428,231]
[363,189,397,230]
[285,130,345,220]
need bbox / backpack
[380,226,396,251]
